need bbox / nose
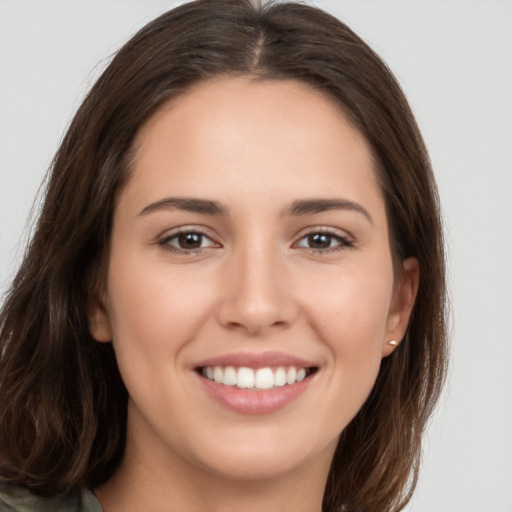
[216,243,299,336]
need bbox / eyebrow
[287,199,373,224]
[138,197,227,216]
[138,196,373,224]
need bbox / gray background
[1,1,511,510]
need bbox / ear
[382,257,419,357]
[88,293,113,342]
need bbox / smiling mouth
[197,365,317,391]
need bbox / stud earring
[388,339,398,346]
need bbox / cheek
[305,266,393,345]
[105,256,217,364]
[103,258,221,427]
[302,264,393,397]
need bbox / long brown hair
[0,1,448,510]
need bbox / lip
[193,351,318,415]
[194,350,317,369]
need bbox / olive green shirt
[0,483,103,512]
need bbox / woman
[0,0,447,511]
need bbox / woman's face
[90,77,418,485]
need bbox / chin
[186,428,339,483]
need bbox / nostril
[215,279,299,335]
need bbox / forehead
[135,77,366,159]
[123,77,384,221]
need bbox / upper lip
[194,351,317,369]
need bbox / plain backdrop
[1,1,511,510]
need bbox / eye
[294,230,353,252]
[159,230,219,253]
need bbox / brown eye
[177,232,203,249]
[295,230,353,252]
[160,230,218,253]
[307,233,332,249]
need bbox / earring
[388,339,398,346]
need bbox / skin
[90,77,419,512]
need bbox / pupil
[179,233,202,249]
[309,233,331,248]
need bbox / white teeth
[274,367,287,387]
[213,366,223,383]
[237,367,255,388]
[222,366,237,386]
[286,366,297,385]
[255,368,274,389]
[202,365,312,390]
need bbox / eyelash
[158,228,218,254]
[293,228,354,253]
[158,228,354,254]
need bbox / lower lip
[197,373,313,415]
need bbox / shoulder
[0,482,103,512]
